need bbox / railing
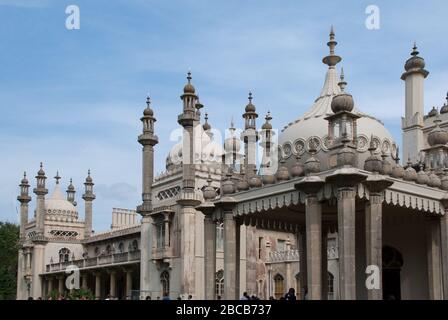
[152,247,173,260]
[268,250,300,263]
[45,250,141,272]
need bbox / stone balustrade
[45,250,141,273]
[267,246,339,263]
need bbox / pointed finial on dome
[230,117,235,131]
[37,162,45,176]
[203,112,211,131]
[146,95,151,107]
[248,91,253,103]
[338,67,347,92]
[54,171,61,184]
[411,42,419,56]
[187,70,192,83]
[323,26,342,68]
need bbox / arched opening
[160,271,170,298]
[59,248,70,263]
[295,273,302,299]
[215,269,224,298]
[274,274,284,299]
[382,245,404,300]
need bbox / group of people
[241,287,305,301]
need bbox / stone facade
[16,28,448,300]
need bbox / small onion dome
[261,112,273,130]
[143,96,154,116]
[305,156,321,175]
[183,71,196,94]
[441,93,448,114]
[203,176,217,201]
[331,68,354,113]
[440,170,448,190]
[364,137,382,172]
[85,170,93,183]
[428,119,448,146]
[203,113,211,131]
[290,155,304,177]
[249,168,262,188]
[428,106,439,117]
[38,162,45,176]
[236,176,250,191]
[245,92,256,113]
[428,171,441,188]
[416,165,429,185]
[380,152,393,176]
[276,160,290,181]
[391,163,405,179]
[21,172,29,185]
[404,44,426,71]
[403,159,417,182]
[221,174,236,195]
[67,178,75,191]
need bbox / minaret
[17,172,31,240]
[401,43,429,164]
[82,170,95,238]
[177,72,202,298]
[66,178,77,206]
[322,26,342,70]
[224,119,242,171]
[260,111,274,175]
[33,163,48,236]
[136,95,158,295]
[241,92,259,177]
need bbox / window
[216,223,224,250]
[215,270,224,297]
[156,223,165,248]
[328,272,335,300]
[94,247,100,256]
[132,240,139,251]
[106,245,112,255]
[118,242,124,253]
[161,271,170,297]
[59,248,70,263]
[277,239,286,252]
[258,237,263,259]
[274,274,284,300]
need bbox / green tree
[0,222,19,300]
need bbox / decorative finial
[248,91,253,103]
[40,162,43,169]
[230,117,235,130]
[205,113,208,121]
[24,172,27,179]
[187,70,192,83]
[411,42,419,56]
[338,67,347,92]
[88,169,91,176]
[54,171,61,184]
[266,111,272,121]
[70,178,73,184]
[146,96,151,108]
[323,25,341,68]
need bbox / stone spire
[18,172,31,240]
[322,26,342,69]
[33,162,48,236]
[242,91,259,178]
[260,112,275,177]
[82,170,95,238]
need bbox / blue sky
[1,0,447,230]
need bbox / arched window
[216,223,224,250]
[106,245,112,255]
[274,274,284,299]
[118,242,124,253]
[94,247,100,256]
[131,240,139,251]
[59,248,70,263]
[161,271,170,297]
[328,272,335,300]
[215,270,224,297]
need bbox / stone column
[140,215,154,294]
[31,244,45,299]
[95,273,101,299]
[223,210,238,299]
[363,175,392,300]
[441,200,448,300]
[298,228,307,300]
[164,212,170,248]
[321,225,329,300]
[110,271,117,298]
[126,270,133,300]
[58,276,64,295]
[82,273,88,290]
[427,217,443,300]
[48,277,53,295]
[203,214,216,300]
[295,176,324,300]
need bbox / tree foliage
[0,222,19,300]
